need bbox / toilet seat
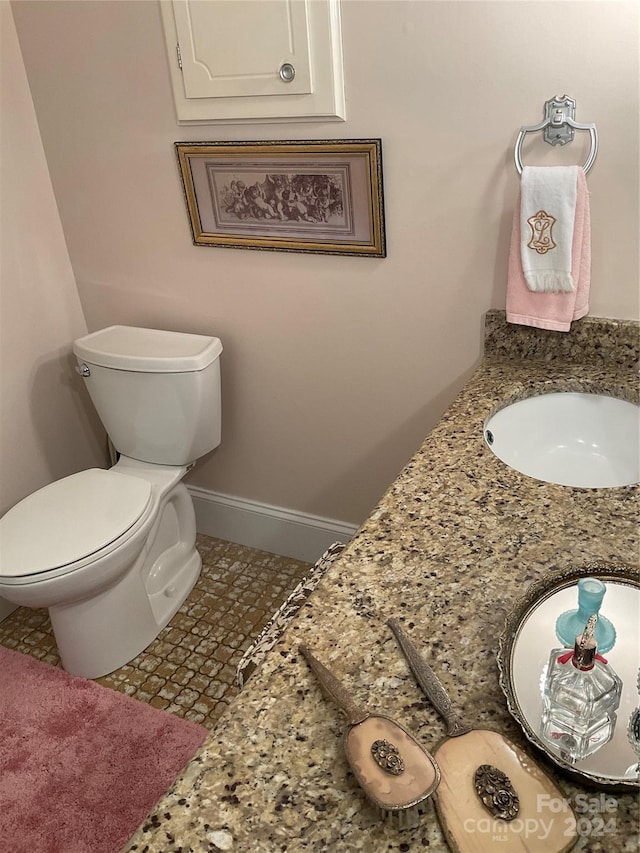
[0,469,152,582]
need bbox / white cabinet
[160,0,345,124]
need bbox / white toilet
[0,325,222,678]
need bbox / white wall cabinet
[160,0,345,124]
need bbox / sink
[484,392,640,488]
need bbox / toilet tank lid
[73,325,223,373]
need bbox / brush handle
[387,618,471,737]
[299,645,369,727]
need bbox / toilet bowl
[0,325,222,678]
[0,459,199,678]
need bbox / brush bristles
[376,804,423,830]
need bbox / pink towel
[506,167,591,332]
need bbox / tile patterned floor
[0,535,310,731]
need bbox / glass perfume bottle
[541,614,622,762]
[555,577,616,653]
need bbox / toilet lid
[0,469,152,578]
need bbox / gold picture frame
[175,139,386,257]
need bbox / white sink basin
[484,392,640,488]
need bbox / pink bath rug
[0,645,208,853]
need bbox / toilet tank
[73,326,222,465]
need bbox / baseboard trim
[187,486,358,564]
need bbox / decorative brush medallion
[371,739,405,775]
[474,764,520,821]
[527,209,557,254]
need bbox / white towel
[506,167,591,332]
[520,166,578,293]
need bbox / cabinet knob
[278,63,296,83]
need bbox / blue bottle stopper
[555,577,616,654]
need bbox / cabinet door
[160,0,345,123]
[173,0,312,99]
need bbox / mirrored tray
[498,562,640,790]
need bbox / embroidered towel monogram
[520,166,578,292]
[527,210,556,254]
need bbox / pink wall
[9,0,640,526]
[0,2,105,515]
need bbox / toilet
[0,325,222,679]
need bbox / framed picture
[175,139,386,257]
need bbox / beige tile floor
[0,534,310,730]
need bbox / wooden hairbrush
[299,644,441,829]
[387,619,578,852]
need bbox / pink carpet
[0,645,208,853]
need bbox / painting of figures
[176,140,386,257]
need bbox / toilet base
[0,462,204,679]
[49,546,201,679]
[49,479,202,679]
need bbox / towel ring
[514,95,598,175]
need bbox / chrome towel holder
[514,95,598,175]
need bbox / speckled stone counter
[125,312,639,853]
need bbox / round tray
[497,562,640,790]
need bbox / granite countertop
[125,312,639,853]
